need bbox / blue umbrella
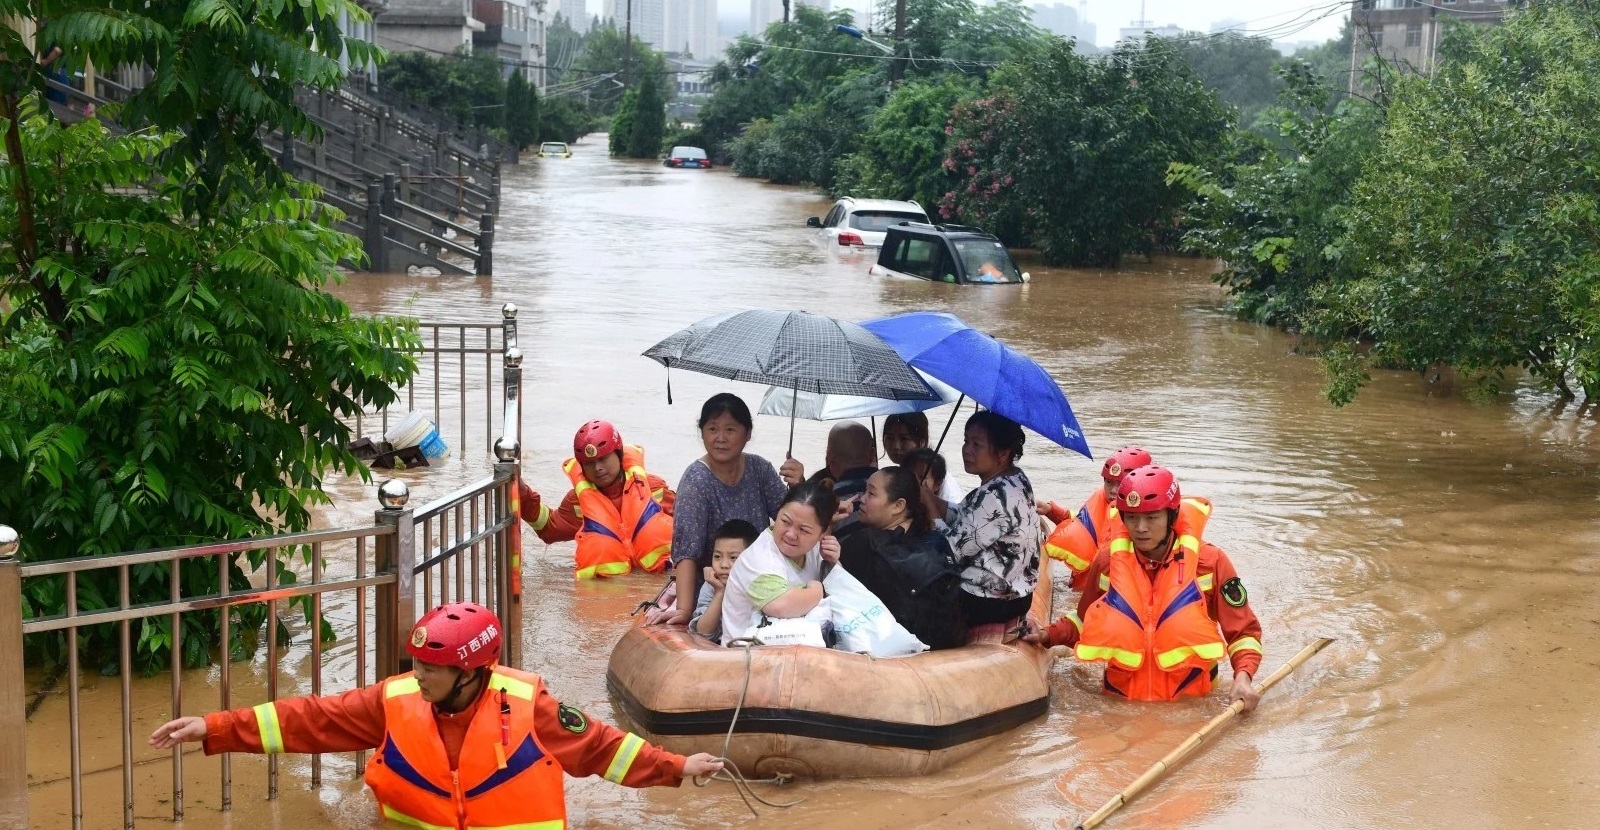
[862,312,1092,459]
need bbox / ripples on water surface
[30,143,1600,830]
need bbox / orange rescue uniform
[518,446,677,578]
[1043,493,1213,591]
[1041,528,1262,701]
[202,668,685,830]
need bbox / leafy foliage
[1169,33,1285,127]
[573,23,671,116]
[1176,1,1600,404]
[379,49,507,130]
[940,39,1231,266]
[1171,61,1383,327]
[0,0,381,212]
[625,72,667,158]
[832,75,978,207]
[0,111,419,673]
[505,69,541,150]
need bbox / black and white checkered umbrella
[644,310,940,402]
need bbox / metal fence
[0,308,526,829]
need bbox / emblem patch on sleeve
[1221,577,1248,607]
[557,703,588,734]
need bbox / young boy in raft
[517,419,676,579]
[149,602,724,829]
[690,519,760,642]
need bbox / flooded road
[29,142,1600,829]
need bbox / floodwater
[25,143,1600,830]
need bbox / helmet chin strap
[437,667,484,713]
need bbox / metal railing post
[0,525,27,828]
[495,304,523,665]
[477,214,494,277]
[365,182,388,272]
[374,481,416,679]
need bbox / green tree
[940,39,1231,266]
[1315,2,1600,402]
[0,0,382,213]
[0,0,419,674]
[1170,61,1384,327]
[0,112,418,672]
[505,69,541,150]
[540,95,595,143]
[575,23,669,116]
[378,49,507,129]
[1168,33,1284,127]
[609,87,638,154]
[626,71,667,158]
[833,75,978,205]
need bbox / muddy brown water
[24,142,1600,830]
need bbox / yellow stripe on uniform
[1076,644,1144,668]
[1197,573,1214,592]
[530,502,552,531]
[1228,636,1263,656]
[385,676,422,698]
[253,702,285,755]
[1043,541,1091,573]
[381,804,455,830]
[487,671,536,701]
[603,733,645,784]
[576,560,632,580]
[1097,573,1111,591]
[468,820,566,830]
[1155,642,1227,670]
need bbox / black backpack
[836,525,968,650]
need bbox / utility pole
[891,0,906,84]
[622,0,633,87]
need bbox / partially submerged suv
[869,223,1029,285]
[807,197,929,248]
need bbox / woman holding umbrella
[923,411,1043,629]
[654,393,802,626]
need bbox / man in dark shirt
[805,421,878,505]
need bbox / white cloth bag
[824,564,929,657]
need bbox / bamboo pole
[1075,637,1336,830]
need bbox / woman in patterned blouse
[922,411,1042,627]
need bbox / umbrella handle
[934,395,966,453]
[787,385,798,458]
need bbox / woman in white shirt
[720,480,842,646]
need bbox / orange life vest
[1045,493,1213,591]
[562,445,673,579]
[1073,523,1228,701]
[364,668,566,830]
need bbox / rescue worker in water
[518,420,676,579]
[149,602,723,830]
[1036,446,1213,592]
[1024,466,1263,710]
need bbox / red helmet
[1116,465,1181,513]
[407,602,502,671]
[1101,446,1154,483]
[573,420,622,461]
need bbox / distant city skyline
[576,0,1347,49]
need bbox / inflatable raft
[606,564,1055,778]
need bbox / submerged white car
[806,197,930,249]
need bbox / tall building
[665,0,718,56]
[605,0,665,48]
[474,0,545,86]
[1349,0,1512,87]
[556,0,588,28]
[378,0,482,59]
[750,0,782,34]
[1029,3,1078,38]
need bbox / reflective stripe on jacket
[1074,518,1228,701]
[563,445,673,579]
[364,668,567,830]
[1045,494,1214,591]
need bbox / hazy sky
[655,0,1350,49]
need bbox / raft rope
[692,639,804,817]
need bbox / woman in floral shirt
[924,411,1041,627]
